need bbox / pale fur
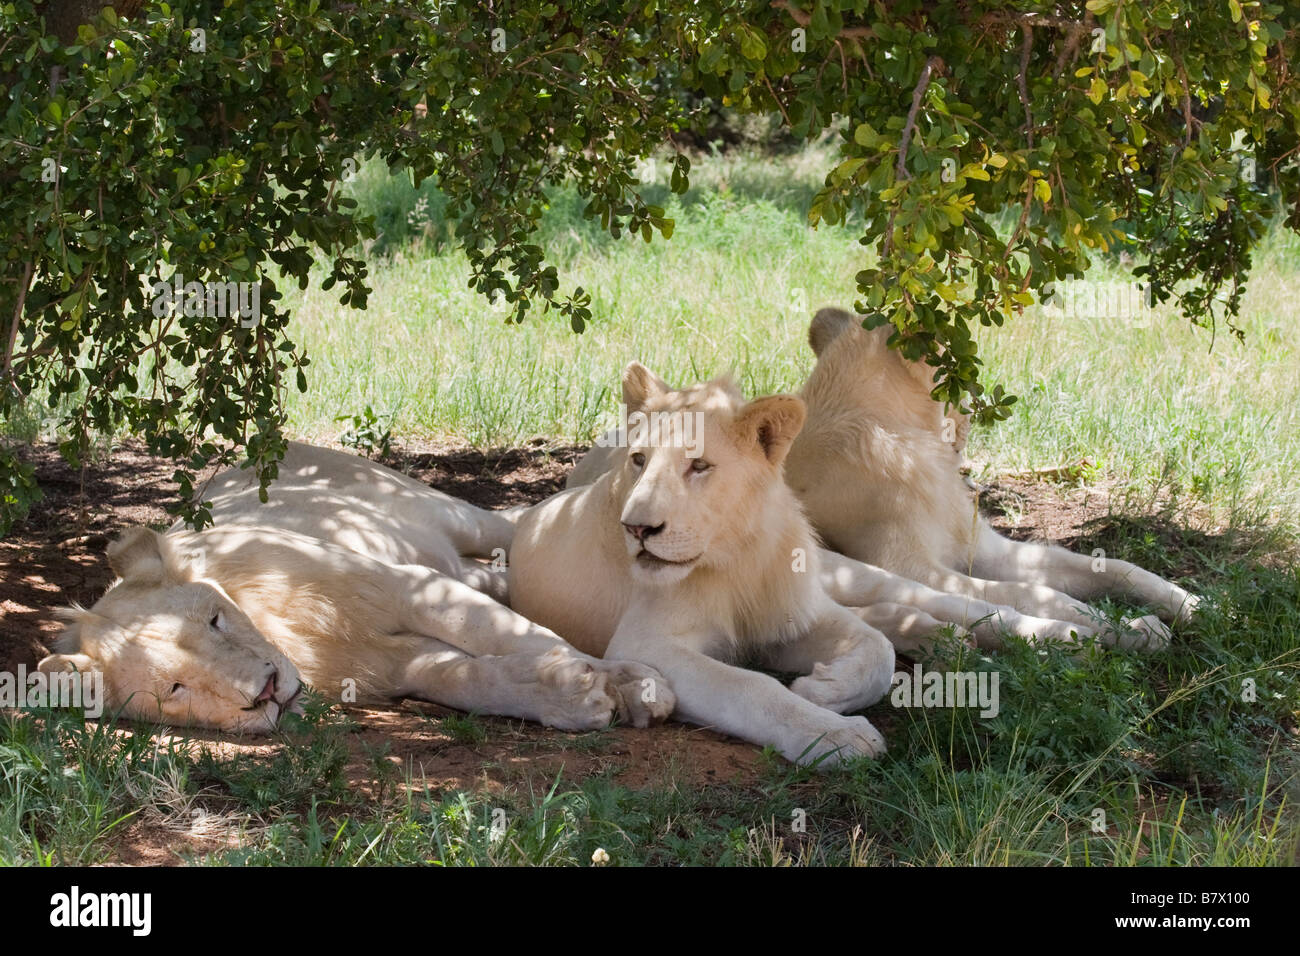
[784,307,1201,650]
[42,443,674,734]
[511,364,896,767]
[188,441,524,601]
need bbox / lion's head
[610,362,808,586]
[40,527,303,733]
[805,306,970,454]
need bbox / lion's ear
[622,362,670,413]
[107,527,171,583]
[53,605,118,656]
[808,307,857,356]
[733,395,806,466]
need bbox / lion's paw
[1174,592,1202,627]
[1113,614,1172,652]
[790,663,862,714]
[793,716,886,768]
[535,650,618,732]
[1008,614,1095,645]
[583,659,674,727]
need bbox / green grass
[0,709,193,865]
[3,583,1297,865]
[437,712,490,747]
[279,144,880,448]
[2,143,1298,866]
[6,643,1294,866]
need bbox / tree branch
[770,1,874,39]
[895,55,940,182]
[1176,60,1200,146]
[3,261,34,388]
[1018,24,1035,149]
[882,56,942,259]
[762,74,794,128]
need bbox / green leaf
[854,123,878,147]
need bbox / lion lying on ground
[509,363,897,767]
[570,446,1107,653]
[41,443,672,734]
[783,307,1202,649]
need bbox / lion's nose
[253,671,278,705]
[622,522,665,542]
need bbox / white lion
[784,307,1201,649]
[40,443,673,733]
[509,364,897,767]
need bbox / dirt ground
[0,438,1178,862]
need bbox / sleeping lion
[41,443,673,734]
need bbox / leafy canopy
[1,0,1296,529]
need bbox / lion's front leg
[817,546,1117,649]
[395,568,674,726]
[762,602,896,715]
[393,640,620,732]
[850,603,975,655]
[604,608,888,767]
[971,521,1201,626]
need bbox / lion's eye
[630,452,646,468]
[690,459,712,473]
[169,682,185,696]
